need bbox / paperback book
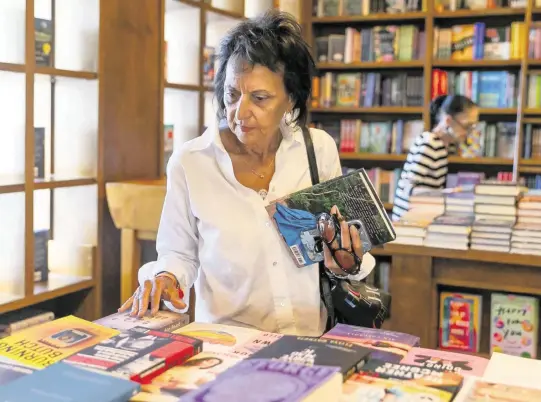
[266,168,396,267]
[490,293,539,358]
[401,347,489,376]
[181,359,342,402]
[0,361,140,402]
[321,324,420,363]
[64,326,203,384]
[0,315,119,369]
[439,292,482,353]
[94,310,189,333]
[247,335,372,380]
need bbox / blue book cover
[181,358,342,401]
[0,361,140,402]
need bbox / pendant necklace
[236,144,275,200]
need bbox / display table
[106,179,541,351]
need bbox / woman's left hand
[322,205,364,276]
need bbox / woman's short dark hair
[429,95,476,127]
[214,9,315,126]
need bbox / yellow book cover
[451,25,475,60]
[0,315,119,369]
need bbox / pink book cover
[401,347,489,377]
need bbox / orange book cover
[0,315,119,369]
[451,25,475,61]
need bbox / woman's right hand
[117,274,186,318]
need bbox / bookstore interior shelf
[0,0,100,317]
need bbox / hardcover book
[247,335,372,381]
[0,361,140,402]
[0,315,119,369]
[34,18,52,66]
[266,168,396,267]
[454,378,541,401]
[64,326,202,384]
[231,331,284,357]
[489,293,539,358]
[401,347,489,376]
[321,324,420,363]
[181,359,342,402]
[94,310,189,333]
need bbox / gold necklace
[236,145,275,179]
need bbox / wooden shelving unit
[306,0,541,180]
[0,0,100,317]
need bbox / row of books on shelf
[434,22,525,61]
[436,0,528,12]
[393,173,541,255]
[439,291,538,358]
[432,69,517,108]
[315,25,425,64]
[313,119,515,159]
[2,308,541,401]
[312,72,424,109]
[313,0,423,16]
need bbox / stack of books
[423,214,474,250]
[391,212,434,246]
[511,192,541,255]
[470,219,513,252]
[472,180,526,223]
[408,190,445,216]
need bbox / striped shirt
[392,131,452,221]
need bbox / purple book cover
[321,324,420,363]
[400,347,489,376]
[181,359,341,401]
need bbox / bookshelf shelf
[311,11,426,24]
[432,60,522,68]
[477,108,517,115]
[0,0,103,318]
[34,66,98,80]
[317,61,424,70]
[339,153,514,166]
[434,8,526,19]
[0,62,25,73]
[447,156,513,165]
[310,107,424,114]
[165,82,203,91]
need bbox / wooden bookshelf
[306,0,541,183]
[0,0,100,318]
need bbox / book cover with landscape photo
[266,168,396,267]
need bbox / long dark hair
[430,95,476,128]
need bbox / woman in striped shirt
[392,95,479,221]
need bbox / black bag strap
[301,126,336,331]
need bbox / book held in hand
[266,168,396,267]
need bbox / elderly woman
[119,10,375,336]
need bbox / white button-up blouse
[138,120,376,336]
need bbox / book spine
[0,311,55,334]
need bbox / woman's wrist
[154,271,184,299]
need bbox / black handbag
[301,126,392,332]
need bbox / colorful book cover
[490,293,539,358]
[247,335,372,380]
[321,324,420,363]
[134,351,243,401]
[172,322,261,354]
[266,168,396,267]
[401,347,489,376]
[180,359,342,401]
[0,361,140,402]
[94,310,189,333]
[64,326,202,384]
[342,373,455,401]
[0,315,119,369]
[360,360,463,397]
[439,292,482,353]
